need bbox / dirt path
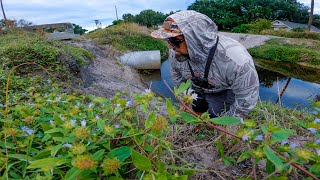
[219,32,278,49]
[69,38,146,99]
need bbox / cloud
[2,0,192,31]
[298,0,320,14]
[1,0,318,31]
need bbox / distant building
[272,20,320,32]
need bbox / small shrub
[292,27,305,32]
[232,19,272,34]
[231,24,252,33]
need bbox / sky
[2,0,319,31]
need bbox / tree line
[119,0,319,30]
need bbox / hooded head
[151,10,218,63]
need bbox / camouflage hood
[168,10,260,117]
[168,10,218,64]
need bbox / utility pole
[115,5,119,21]
[0,0,7,21]
[307,0,314,31]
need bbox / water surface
[143,60,320,109]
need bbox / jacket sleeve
[168,50,185,86]
[223,62,259,117]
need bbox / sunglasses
[167,37,185,48]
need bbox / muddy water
[142,60,320,109]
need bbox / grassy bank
[0,29,94,78]
[248,38,320,69]
[261,29,320,41]
[85,23,168,59]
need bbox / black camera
[192,77,210,88]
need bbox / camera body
[192,76,211,89]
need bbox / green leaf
[210,116,241,125]
[292,117,306,129]
[261,126,268,134]
[27,158,68,169]
[51,144,62,157]
[53,114,64,125]
[180,112,196,123]
[131,150,152,172]
[266,159,275,174]
[310,163,320,175]
[175,80,191,95]
[217,141,225,158]
[93,149,105,161]
[222,157,235,166]
[145,112,156,129]
[107,146,131,162]
[53,137,64,142]
[65,167,82,180]
[263,147,284,171]
[44,128,64,134]
[8,154,28,161]
[41,134,51,142]
[237,151,251,163]
[271,129,295,141]
[166,98,173,112]
[97,119,105,131]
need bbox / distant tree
[122,13,135,22]
[73,24,88,35]
[188,0,310,30]
[112,20,123,26]
[312,14,320,29]
[94,20,102,29]
[135,9,166,27]
[16,19,33,27]
[307,0,314,31]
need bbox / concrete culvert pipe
[118,50,161,69]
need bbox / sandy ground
[219,32,278,49]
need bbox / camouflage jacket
[168,10,259,117]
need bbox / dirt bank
[68,37,146,99]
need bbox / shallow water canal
[143,60,320,109]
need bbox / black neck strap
[187,35,219,80]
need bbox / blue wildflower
[281,140,288,146]
[314,118,320,124]
[307,128,317,134]
[242,134,249,141]
[21,126,34,135]
[81,119,87,127]
[63,143,72,148]
[254,135,264,141]
[114,124,120,129]
[289,143,298,149]
[70,120,77,126]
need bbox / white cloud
[1,0,318,31]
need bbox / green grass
[248,38,320,69]
[85,23,168,60]
[261,29,320,41]
[0,29,94,78]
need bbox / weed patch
[85,23,168,60]
[248,38,320,68]
[0,29,94,78]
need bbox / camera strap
[187,35,219,81]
